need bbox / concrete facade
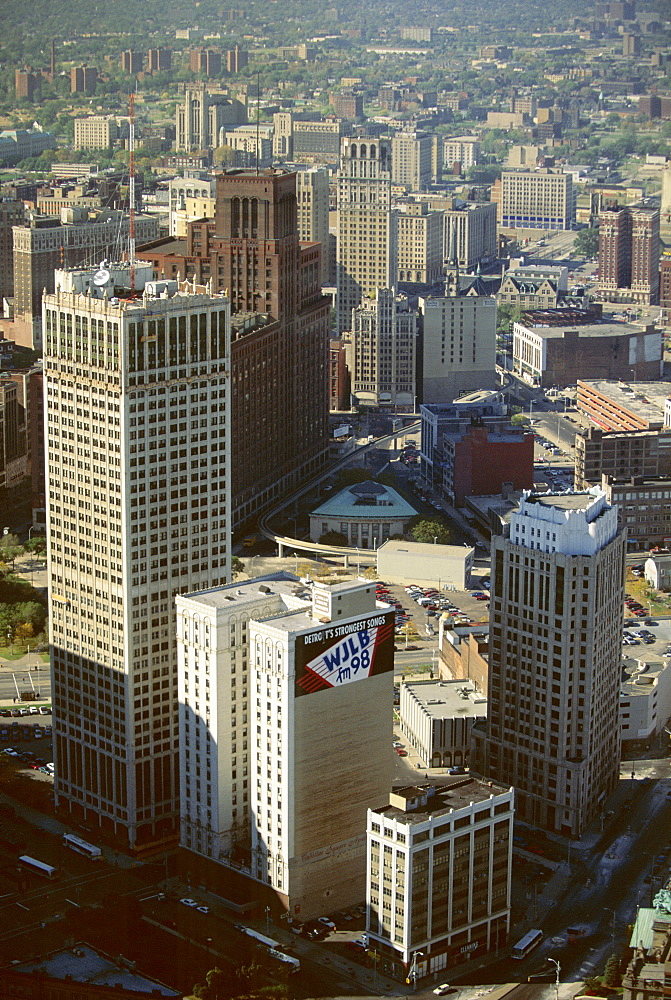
[376,539,475,590]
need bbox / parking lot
[375,579,490,647]
[0,705,53,777]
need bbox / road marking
[64,898,79,907]
[16,902,29,910]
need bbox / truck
[233,925,300,974]
[242,534,257,549]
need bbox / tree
[410,520,452,545]
[318,530,348,546]
[0,534,22,569]
[510,412,530,426]
[603,955,622,988]
[573,227,599,258]
[231,557,245,578]
[497,302,522,337]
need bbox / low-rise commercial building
[399,679,487,767]
[366,779,513,983]
[575,427,671,489]
[620,656,671,750]
[513,319,663,388]
[376,539,474,590]
[602,474,671,550]
[438,622,490,697]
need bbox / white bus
[19,855,57,879]
[511,928,543,959]
[62,833,102,861]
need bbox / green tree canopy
[573,227,599,258]
[410,519,452,545]
[318,530,348,546]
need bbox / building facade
[399,679,487,768]
[295,167,331,286]
[345,287,417,409]
[74,117,117,151]
[366,779,513,982]
[44,266,231,851]
[602,474,671,549]
[472,488,625,837]
[391,132,433,191]
[250,581,395,917]
[397,202,444,285]
[11,210,159,350]
[443,202,497,271]
[575,426,671,488]
[443,137,480,173]
[598,205,660,305]
[0,197,25,301]
[500,169,575,231]
[420,295,497,403]
[336,137,396,334]
[175,86,247,151]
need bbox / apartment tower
[472,487,625,837]
[44,265,231,851]
[598,205,660,305]
[336,137,397,334]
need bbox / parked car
[180,898,199,907]
[447,766,467,775]
[318,917,337,931]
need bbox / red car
[396,750,408,757]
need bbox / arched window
[350,143,357,158]
[360,143,367,158]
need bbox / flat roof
[378,777,510,821]
[403,679,487,718]
[15,944,179,995]
[523,321,644,339]
[380,539,474,558]
[579,379,670,425]
[529,491,596,511]
[180,572,309,612]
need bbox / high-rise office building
[0,197,25,301]
[177,578,395,919]
[336,136,397,334]
[391,131,433,192]
[345,288,418,409]
[44,265,231,851]
[472,487,625,837]
[137,169,331,527]
[598,205,660,305]
[11,210,159,351]
[419,294,497,403]
[366,779,513,982]
[296,166,332,286]
[499,168,575,231]
[396,202,443,285]
[443,201,497,271]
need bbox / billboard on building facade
[294,610,395,697]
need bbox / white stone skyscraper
[472,487,625,838]
[43,265,231,852]
[336,136,397,334]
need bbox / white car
[318,916,337,931]
[434,986,455,996]
[196,905,209,914]
[180,897,199,907]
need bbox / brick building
[189,48,222,76]
[137,168,331,527]
[70,66,97,94]
[329,337,350,410]
[442,424,534,506]
[598,204,660,305]
[574,426,671,488]
[513,318,663,387]
[120,50,143,74]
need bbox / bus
[63,833,102,861]
[19,855,57,879]
[511,928,543,959]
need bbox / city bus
[511,928,543,959]
[62,833,102,861]
[19,855,58,879]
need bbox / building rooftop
[523,320,644,339]
[403,679,487,718]
[375,777,510,822]
[579,379,671,428]
[14,943,179,996]
[528,491,598,511]
[379,539,474,560]
[311,480,417,519]
[180,572,308,612]
[621,657,668,701]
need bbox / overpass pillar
[278,541,284,557]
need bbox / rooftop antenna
[129,89,136,291]
[255,70,261,175]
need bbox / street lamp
[265,905,271,936]
[547,957,560,1000]
[409,950,423,990]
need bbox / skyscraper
[336,136,397,334]
[472,487,625,837]
[345,288,418,409]
[137,169,331,528]
[44,265,231,851]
